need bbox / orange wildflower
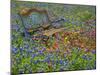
[52,41,59,49]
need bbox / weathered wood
[42,27,66,36]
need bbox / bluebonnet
[82,54,92,60]
[91,50,96,54]
[32,47,38,51]
[41,47,46,51]
[59,60,63,65]
[24,44,29,49]
[84,48,89,52]
[11,14,19,20]
[20,47,24,51]
[38,50,43,55]
[24,31,30,38]
[46,53,52,58]
[12,24,19,31]
[12,47,18,54]
[82,55,87,60]
[31,54,37,58]
[77,47,81,51]
[27,50,33,54]
[44,57,51,63]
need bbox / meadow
[11,0,96,74]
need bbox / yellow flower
[28,29,33,32]
[64,37,69,44]
[65,37,68,40]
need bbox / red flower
[53,42,59,49]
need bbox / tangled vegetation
[11,0,96,74]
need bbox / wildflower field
[11,0,96,74]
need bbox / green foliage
[11,0,96,74]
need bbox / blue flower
[77,47,81,51]
[42,47,46,51]
[84,48,89,52]
[82,55,92,60]
[12,24,19,31]
[31,54,37,58]
[38,50,43,55]
[24,31,30,38]
[11,14,19,20]
[44,57,50,63]
[82,55,87,60]
[24,44,29,49]
[32,47,38,51]
[20,47,24,51]
[59,60,63,65]
[87,57,92,60]
[27,50,33,53]
[12,47,18,53]
[91,50,96,54]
